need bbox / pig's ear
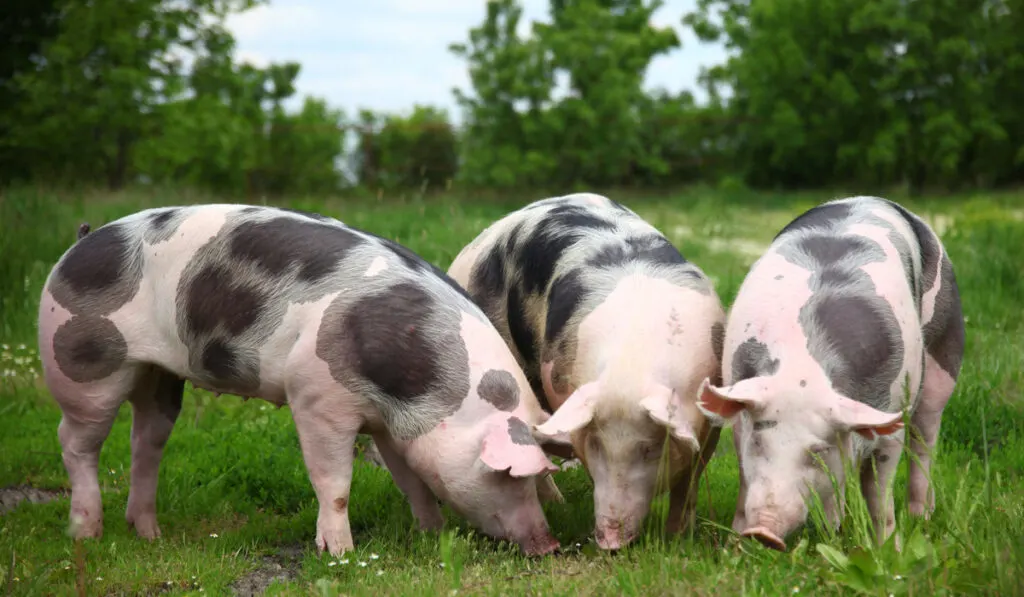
[640,385,699,452]
[479,415,560,478]
[831,395,905,440]
[532,381,599,440]
[695,377,766,427]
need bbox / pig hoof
[740,527,787,551]
[68,512,103,539]
[315,531,354,556]
[131,518,162,540]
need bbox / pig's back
[729,197,928,409]
[41,204,485,437]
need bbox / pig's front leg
[125,368,185,539]
[290,392,361,556]
[859,436,903,546]
[370,433,445,531]
[666,426,721,534]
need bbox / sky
[224,0,729,123]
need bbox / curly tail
[77,222,91,240]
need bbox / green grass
[0,186,1022,596]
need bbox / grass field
[0,186,1022,596]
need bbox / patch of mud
[0,485,66,515]
[230,544,305,596]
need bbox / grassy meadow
[0,186,1021,596]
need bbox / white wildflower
[328,561,336,567]
[209,533,218,538]
[358,561,367,567]
[370,553,379,560]
[376,569,384,576]
[340,559,349,565]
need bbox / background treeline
[3,0,1023,197]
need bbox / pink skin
[532,275,724,550]
[38,208,563,557]
[696,242,918,550]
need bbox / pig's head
[431,412,562,556]
[531,380,705,550]
[696,376,904,550]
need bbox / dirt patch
[0,485,66,515]
[230,544,305,596]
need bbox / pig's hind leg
[51,368,138,540]
[859,436,903,545]
[371,433,445,531]
[124,366,185,539]
[289,389,362,556]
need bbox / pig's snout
[741,526,787,551]
[594,518,638,551]
[518,529,560,557]
[740,510,791,551]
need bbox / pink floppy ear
[479,415,560,478]
[831,395,905,440]
[695,376,767,426]
[531,381,599,441]
[640,384,699,452]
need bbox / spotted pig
[696,196,965,551]
[447,193,727,550]
[37,204,567,557]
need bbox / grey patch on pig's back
[316,281,471,441]
[731,337,780,382]
[48,222,145,316]
[52,316,128,383]
[477,369,520,411]
[507,416,538,446]
[143,208,188,245]
[752,419,778,431]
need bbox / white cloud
[225,0,728,122]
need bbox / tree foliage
[1,0,1023,195]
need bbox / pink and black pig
[447,193,727,550]
[697,196,964,550]
[37,204,566,557]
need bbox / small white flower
[439,562,446,568]
[199,589,204,593]
[2,344,8,350]
[792,588,800,594]
[64,566,70,570]
[96,577,103,581]
[192,576,197,580]
[358,561,367,567]
[340,559,349,565]
[209,533,218,538]
[376,569,384,576]
[575,543,581,548]
[13,577,19,582]
[894,575,903,580]
[17,344,26,350]
[328,561,336,567]
[109,469,115,474]
[370,553,379,560]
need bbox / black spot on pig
[52,316,128,383]
[317,282,470,440]
[516,224,582,295]
[732,337,780,382]
[545,270,586,345]
[711,322,725,364]
[508,416,538,446]
[201,339,239,381]
[183,265,266,337]
[546,203,617,231]
[50,222,144,316]
[887,201,941,293]
[506,285,538,367]
[470,244,508,317]
[774,202,852,240]
[477,370,520,411]
[228,217,365,283]
[804,293,903,409]
[921,255,965,379]
[144,208,186,244]
[587,235,687,270]
[753,420,778,431]
[337,282,440,402]
[799,236,877,267]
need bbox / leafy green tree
[354,106,459,192]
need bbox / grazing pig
[696,196,964,550]
[37,204,566,557]
[447,193,727,550]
